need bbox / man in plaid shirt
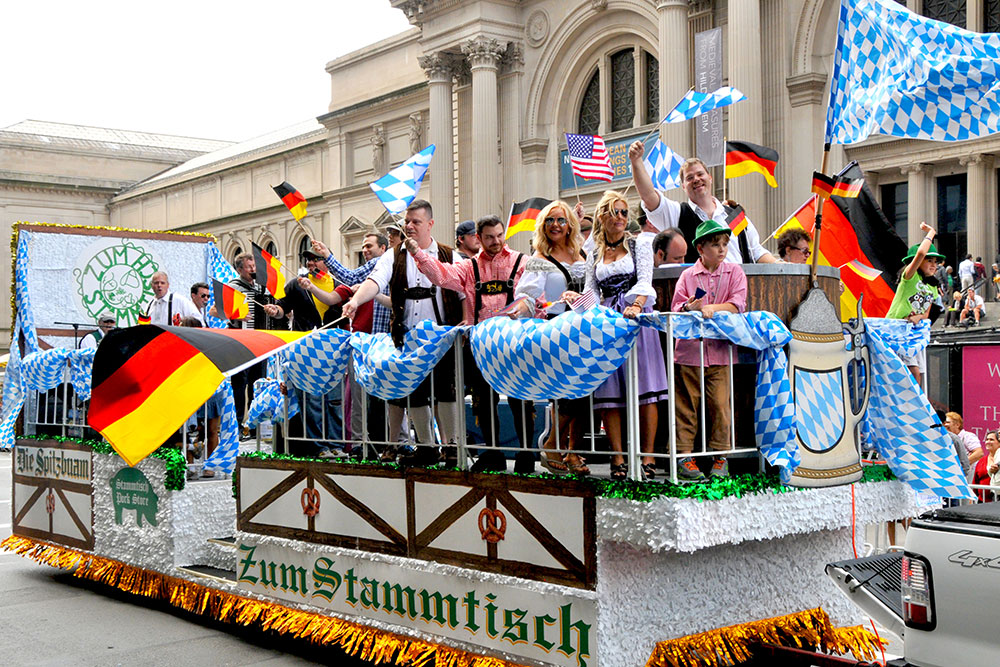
[310,234,390,334]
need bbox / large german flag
[272,181,307,221]
[506,197,552,239]
[212,279,248,320]
[725,140,779,188]
[251,242,287,300]
[88,325,307,466]
[774,164,906,320]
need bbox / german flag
[307,269,334,319]
[88,325,307,466]
[506,197,552,239]
[137,315,151,325]
[251,242,287,300]
[843,259,882,282]
[272,181,307,221]
[725,140,778,188]
[212,279,248,320]
[726,205,748,236]
[774,164,905,320]
[812,171,863,200]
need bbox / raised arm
[313,239,378,284]
[628,140,662,213]
[902,222,936,281]
[405,238,469,292]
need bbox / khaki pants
[675,364,731,453]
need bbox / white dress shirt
[643,195,769,264]
[368,241,463,329]
[147,291,201,326]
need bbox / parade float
[0,221,973,667]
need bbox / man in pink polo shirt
[406,215,532,474]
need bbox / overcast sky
[0,0,412,142]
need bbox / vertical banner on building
[694,27,724,167]
[961,345,1000,439]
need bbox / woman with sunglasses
[564,191,668,481]
[512,200,590,475]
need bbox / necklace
[606,236,625,249]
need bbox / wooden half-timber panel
[12,439,94,551]
[236,461,597,589]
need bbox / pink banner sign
[962,345,1000,439]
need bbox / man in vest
[406,214,533,474]
[79,314,116,349]
[145,271,201,326]
[628,141,777,265]
[343,199,464,467]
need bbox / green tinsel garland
[16,435,187,491]
[238,451,896,503]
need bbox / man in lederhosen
[407,214,534,473]
[343,199,464,467]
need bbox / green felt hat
[692,219,732,246]
[902,242,945,265]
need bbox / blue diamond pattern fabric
[369,145,436,215]
[68,348,96,401]
[864,319,973,500]
[826,0,1000,144]
[641,310,798,481]
[662,86,747,124]
[14,230,38,353]
[246,377,300,427]
[471,307,640,401]
[283,328,352,396]
[643,139,684,190]
[203,379,239,474]
[22,348,71,392]
[205,242,237,329]
[351,321,466,401]
[794,370,846,453]
[0,317,26,448]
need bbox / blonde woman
[513,200,590,474]
[565,191,668,480]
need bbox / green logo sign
[75,240,159,327]
[109,467,159,527]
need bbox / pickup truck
[827,502,1000,667]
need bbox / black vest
[677,203,754,264]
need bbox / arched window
[577,47,659,134]
[297,236,311,259]
[231,247,243,264]
[264,241,277,257]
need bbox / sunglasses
[794,246,811,256]
[544,217,568,226]
[612,208,629,218]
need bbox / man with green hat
[886,221,943,384]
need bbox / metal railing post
[625,344,641,481]
[666,313,678,483]
[455,333,468,469]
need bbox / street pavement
[0,451,367,666]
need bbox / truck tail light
[901,553,936,630]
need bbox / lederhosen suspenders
[471,253,523,325]
[145,293,173,324]
[678,204,755,264]
[402,284,444,324]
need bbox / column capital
[900,163,925,176]
[500,41,524,74]
[655,0,689,10]
[461,35,505,70]
[960,153,985,167]
[418,52,461,82]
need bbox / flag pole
[722,135,728,203]
[809,144,831,287]
[571,169,583,205]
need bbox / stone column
[727,0,765,220]
[962,154,987,261]
[500,43,524,243]
[657,0,690,158]
[462,36,505,218]
[418,53,457,239]
[901,164,926,244]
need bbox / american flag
[570,289,599,313]
[565,133,615,181]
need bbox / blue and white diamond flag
[826,0,1000,144]
[864,319,973,499]
[643,139,684,190]
[369,144,436,214]
[283,329,353,396]
[472,307,639,401]
[351,320,465,400]
[0,318,26,448]
[203,380,239,474]
[246,377,300,427]
[205,242,237,329]
[662,86,747,124]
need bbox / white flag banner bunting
[369,145,436,214]
[470,307,640,401]
[202,380,239,474]
[662,86,747,124]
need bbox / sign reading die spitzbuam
[236,539,597,667]
[12,439,94,550]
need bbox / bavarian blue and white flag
[641,311,798,482]
[369,144,436,214]
[471,307,640,401]
[283,328,352,396]
[864,319,973,500]
[826,0,1000,144]
[205,242,237,329]
[203,380,239,474]
[246,377,300,427]
[0,318,26,448]
[662,86,747,124]
[351,320,465,400]
[643,139,684,190]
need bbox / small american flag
[565,133,615,181]
[570,289,599,313]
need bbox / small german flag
[842,259,882,282]
[251,242,287,300]
[725,140,779,188]
[506,197,553,239]
[726,205,748,236]
[811,171,863,199]
[212,279,248,320]
[88,325,308,466]
[137,314,151,325]
[272,181,307,221]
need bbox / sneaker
[677,457,707,483]
[470,449,507,473]
[317,448,348,459]
[709,456,729,478]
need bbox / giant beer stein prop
[787,289,870,487]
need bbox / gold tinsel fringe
[1,536,522,667]
[645,607,886,667]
